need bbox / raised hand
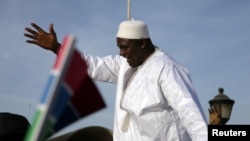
[24,23,60,54]
[208,104,221,125]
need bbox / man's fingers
[25,27,38,35]
[216,104,220,110]
[26,40,38,45]
[208,109,211,113]
[49,23,56,35]
[24,33,36,40]
[210,105,216,112]
[31,23,44,33]
[210,104,221,113]
[214,105,221,113]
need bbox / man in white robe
[24,20,208,141]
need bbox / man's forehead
[117,38,139,44]
[117,39,141,48]
[117,38,130,45]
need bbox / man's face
[117,37,143,67]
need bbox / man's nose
[119,50,125,57]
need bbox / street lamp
[209,87,235,125]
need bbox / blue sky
[0,0,250,136]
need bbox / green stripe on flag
[24,109,55,141]
[24,110,43,141]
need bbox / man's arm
[160,65,208,141]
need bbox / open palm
[24,23,60,54]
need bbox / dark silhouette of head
[0,112,30,141]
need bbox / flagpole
[127,0,131,20]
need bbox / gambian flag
[24,35,106,141]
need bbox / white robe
[83,48,208,141]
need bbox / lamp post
[209,88,235,125]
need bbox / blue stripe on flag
[54,102,79,131]
[51,82,72,119]
[40,75,57,104]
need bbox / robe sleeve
[159,64,208,141]
[82,54,121,83]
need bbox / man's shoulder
[150,48,175,66]
[150,49,189,73]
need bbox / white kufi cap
[117,20,150,39]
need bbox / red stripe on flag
[64,49,88,92]
[71,74,105,117]
[63,48,105,116]
[53,37,71,70]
